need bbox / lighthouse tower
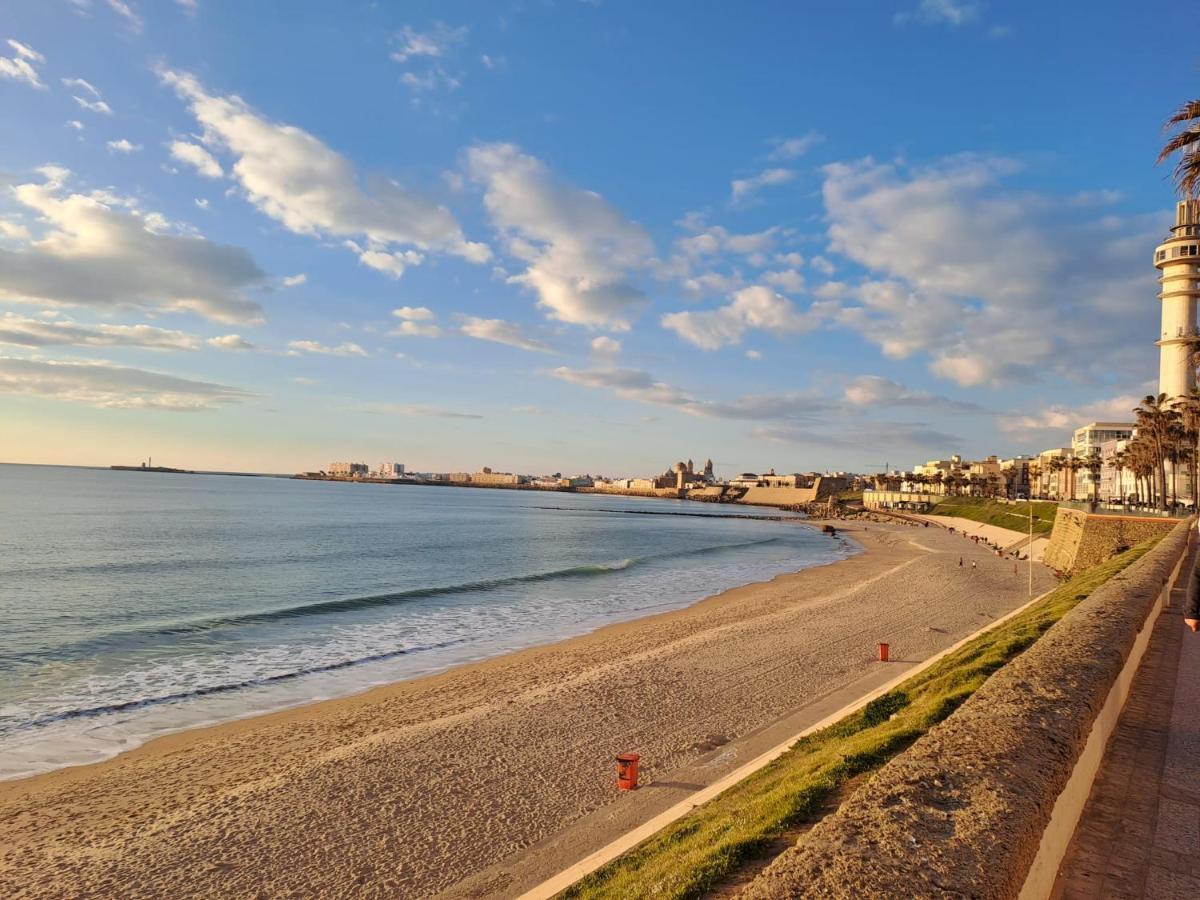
[1154,199,1200,402]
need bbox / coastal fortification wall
[736,486,820,506]
[583,486,682,499]
[1043,508,1178,574]
[742,519,1192,900]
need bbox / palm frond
[1156,128,1200,163]
[1163,100,1200,130]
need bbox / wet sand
[0,521,1054,899]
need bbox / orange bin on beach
[616,752,640,790]
[878,642,890,662]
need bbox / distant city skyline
[0,1,1184,474]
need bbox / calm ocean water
[0,464,856,779]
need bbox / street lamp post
[1018,493,1034,599]
[1029,493,1034,599]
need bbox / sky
[0,0,1192,476]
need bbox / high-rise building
[1154,199,1200,402]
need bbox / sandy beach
[0,520,1054,899]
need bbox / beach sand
[0,521,1055,899]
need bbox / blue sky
[0,0,1189,475]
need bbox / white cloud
[0,355,250,410]
[106,0,143,31]
[194,198,209,210]
[169,140,223,178]
[392,306,435,321]
[206,334,255,350]
[895,0,983,26]
[161,70,489,272]
[362,402,482,419]
[61,76,100,97]
[0,312,204,350]
[390,320,442,337]
[6,39,43,63]
[287,340,368,357]
[730,168,794,203]
[355,246,423,278]
[761,269,805,294]
[106,139,141,154]
[400,69,461,93]
[66,119,85,131]
[677,225,781,260]
[820,155,1156,388]
[767,132,823,161]
[809,255,835,275]
[73,95,113,115]
[591,335,621,358]
[550,365,829,423]
[753,421,961,452]
[1,40,45,88]
[998,393,1142,445]
[842,375,983,412]
[389,308,440,336]
[745,349,762,360]
[466,142,653,330]
[0,168,266,323]
[390,23,466,63]
[282,273,306,287]
[460,316,553,353]
[0,220,31,241]
[661,285,827,350]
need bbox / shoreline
[0,520,1055,899]
[0,514,851,784]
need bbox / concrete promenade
[1053,543,1200,898]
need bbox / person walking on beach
[971,560,977,570]
[959,556,963,567]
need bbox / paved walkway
[918,514,1050,562]
[1053,551,1200,898]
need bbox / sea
[0,464,857,780]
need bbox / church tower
[1154,199,1200,402]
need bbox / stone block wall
[1044,508,1179,574]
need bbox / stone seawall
[736,486,820,506]
[741,520,1191,900]
[1043,508,1178,574]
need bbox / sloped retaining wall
[1043,508,1178,574]
[742,519,1192,900]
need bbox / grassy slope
[931,496,1059,536]
[560,539,1157,900]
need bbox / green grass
[835,488,864,502]
[560,539,1159,900]
[932,495,1059,535]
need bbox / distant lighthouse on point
[1154,199,1200,402]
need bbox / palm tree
[1157,100,1200,198]
[1135,394,1177,511]
[1086,449,1102,503]
[1027,460,1041,499]
[1064,456,1083,501]
[1046,456,1063,499]
[1179,387,1200,508]
[1112,449,1128,505]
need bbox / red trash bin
[616,752,640,790]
